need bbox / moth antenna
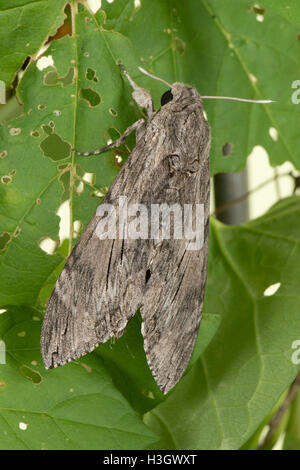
[201,95,274,104]
[137,69,273,104]
[138,67,172,88]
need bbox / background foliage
[0,0,300,450]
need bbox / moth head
[137,67,202,108]
[161,83,201,107]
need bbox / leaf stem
[258,374,300,449]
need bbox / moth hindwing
[41,71,210,394]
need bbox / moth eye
[168,154,181,171]
[161,90,173,106]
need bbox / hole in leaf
[30,130,40,138]
[264,282,281,296]
[269,127,278,142]
[59,171,71,202]
[248,4,265,22]
[109,108,118,117]
[115,154,123,166]
[58,163,70,171]
[73,220,82,238]
[42,124,52,135]
[47,3,72,41]
[91,187,108,198]
[142,389,155,399]
[56,200,71,243]
[59,67,75,87]
[43,70,58,86]
[37,55,54,71]
[107,127,121,142]
[79,88,101,107]
[40,130,71,161]
[20,365,42,384]
[0,232,12,250]
[0,309,7,315]
[19,422,28,430]
[87,0,101,13]
[83,172,96,185]
[38,237,58,255]
[222,142,233,156]
[13,226,21,237]
[86,68,98,82]
[1,175,12,185]
[75,181,84,194]
[9,128,21,136]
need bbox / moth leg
[72,119,145,156]
[119,64,154,118]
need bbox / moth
[41,65,272,394]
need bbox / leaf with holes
[1,0,300,451]
[0,0,67,87]
[0,306,157,450]
[104,0,300,173]
[0,5,141,307]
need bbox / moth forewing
[140,85,210,393]
[41,74,210,394]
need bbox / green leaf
[1,0,300,451]
[97,312,221,414]
[0,306,156,450]
[145,197,300,449]
[106,0,300,173]
[0,7,140,306]
[2,0,300,306]
[261,0,300,25]
[0,0,67,87]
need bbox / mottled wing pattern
[140,89,210,393]
[41,134,153,369]
[41,83,210,394]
